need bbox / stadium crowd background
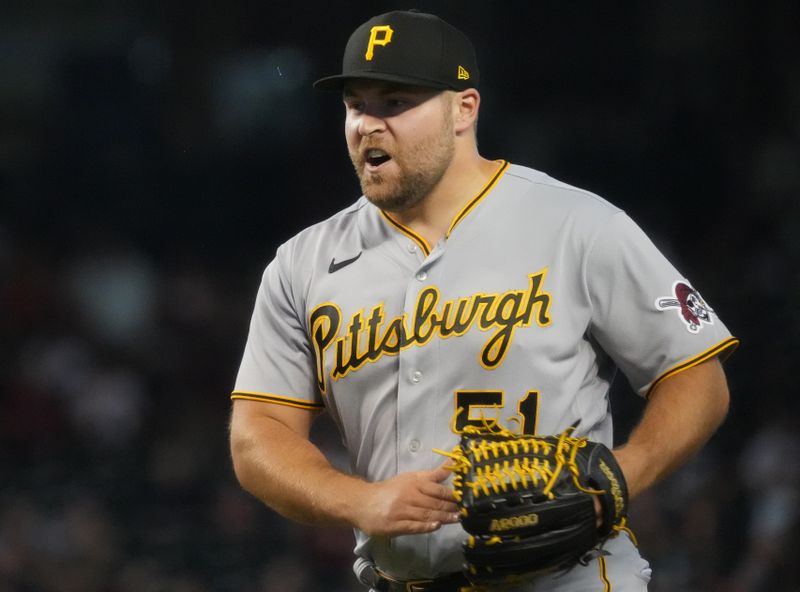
[2,1,799,590]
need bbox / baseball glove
[436,424,629,586]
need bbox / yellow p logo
[365,25,394,61]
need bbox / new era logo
[457,65,470,80]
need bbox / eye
[385,97,413,111]
[344,98,364,112]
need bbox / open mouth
[365,148,392,168]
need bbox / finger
[418,479,458,503]
[399,505,460,525]
[409,483,459,513]
[411,496,459,516]
[392,519,443,535]
[430,464,454,482]
[593,495,603,528]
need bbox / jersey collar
[380,159,509,255]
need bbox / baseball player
[229,10,738,591]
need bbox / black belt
[373,569,473,592]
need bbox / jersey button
[415,271,428,282]
[408,242,418,253]
[411,370,423,383]
[409,439,421,452]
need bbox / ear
[452,89,480,133]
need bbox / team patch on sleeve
[655,280,715,334]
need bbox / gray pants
[355,532,651,592]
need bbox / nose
[357,111,386,136]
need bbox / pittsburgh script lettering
[309,270,551,393]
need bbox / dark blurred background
[2,1,799,591]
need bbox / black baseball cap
[313,10,479,92]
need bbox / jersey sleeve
[585,212,738,396]
[231,242,324,411]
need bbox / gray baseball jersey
[233,161,737,584]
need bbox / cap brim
[313,71,452,93]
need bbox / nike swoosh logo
[328,251,362,273]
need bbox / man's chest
[304,234,591,397]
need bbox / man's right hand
[231,401,460,536]
[354,464,461,536]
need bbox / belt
[373,569,473,592]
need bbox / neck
[388,151,501,249]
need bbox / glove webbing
[435,426,605,501]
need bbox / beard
[349,110,455,213]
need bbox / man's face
[343,80,455,212]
